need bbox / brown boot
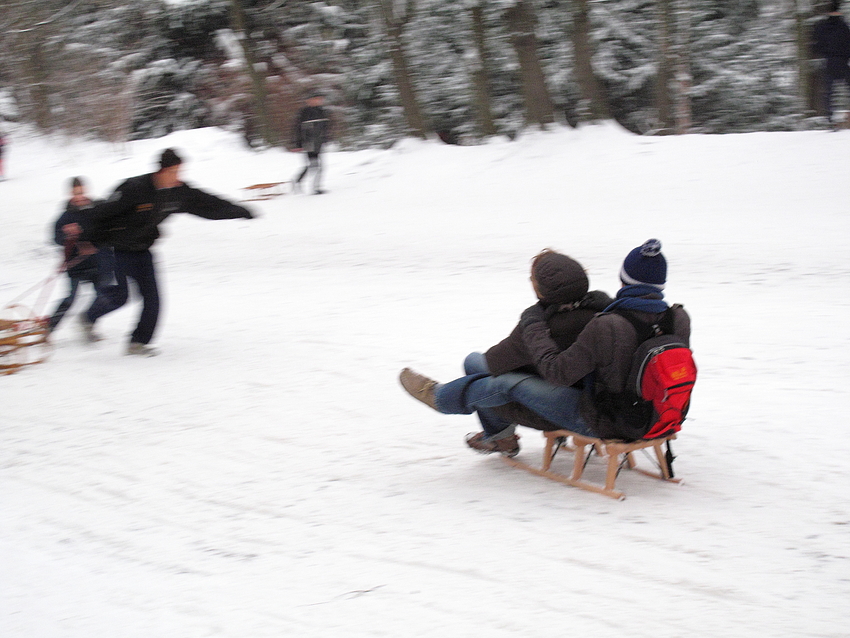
[399,368,440,410]
[465,431,520,457]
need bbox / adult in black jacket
[80,149,254,355]
[47,177,114,333]
[292,94,330,194]
[812,0,850,124]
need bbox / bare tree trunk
[571,0,609,121]
[470,4,497,137]
[793,0,819,115]
[229,0,276,146]
[673,1,692,134]
[656,0,675,132]
[504,0,555,128]
[377,0,429,139]
[25,39,53,131]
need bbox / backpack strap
[612,304,681,342]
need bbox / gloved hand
[519,302,546,331]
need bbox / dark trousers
[48,268,99,331]
[295,152,323,191]
[824,58,850,120]
[86,249,160,345]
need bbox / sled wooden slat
[503,430,680,500]
[0,308,51,375]
[241,182,288,201]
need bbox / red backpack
[592,306,697,442]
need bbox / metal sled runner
[503,430,680,500]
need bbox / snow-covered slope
[2,123,848,637]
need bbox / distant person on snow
[79,148,255,356]
[399,240,691,458]
[399,249,613,457]
[812,0,850,127]
[292,93,330,195]
[47,177,115,334]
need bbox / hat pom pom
[640,238,662,258]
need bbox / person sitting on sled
[399,240,690,458]
[47,177,115,334]
[400,248,612,456]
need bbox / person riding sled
[399,240,692,458]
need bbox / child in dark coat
[47,177,113,334]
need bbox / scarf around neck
[603,284,669,314]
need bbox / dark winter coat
[521,303,691,439]
[813,15,850,60]
[81,174,252,252]
[485,291,612,377]
[485,251,612,377]
[294,106,330,154]
[53,200,99,277]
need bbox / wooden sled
[503,430,680,500]
[241,181,288,201]
[0,304,51,375]
[490,403,682,499]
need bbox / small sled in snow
[491,403,681,500]
[0,304,51,375]
[503,430,680,500]
[241,181,289,201]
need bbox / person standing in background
[812,0,850,128]
[292,94,330,195]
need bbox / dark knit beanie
[532,251,589,305]
[159,148,182,170]
[620,239,667,290]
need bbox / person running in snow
[79,148,255,356]
[400,249,613,457]
[291,93,330,195]
[47,177,115,335]
[813,0,850,127]
[399,240,691,458]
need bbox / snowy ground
[1,123,848,637]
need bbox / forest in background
[0,0,839,149]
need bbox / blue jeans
[461,353,514,436]
[49,250,116,331]
[436,352,596,438]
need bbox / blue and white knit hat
[620,239,667,290]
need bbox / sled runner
[503,429,680,500]
[0,304,51,375]
[241,182,288,201]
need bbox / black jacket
[53,200,99,276]
[813,15,850,59]
[294,106,330,154]
[81,174,252,252]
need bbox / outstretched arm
[178,185,254,220]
